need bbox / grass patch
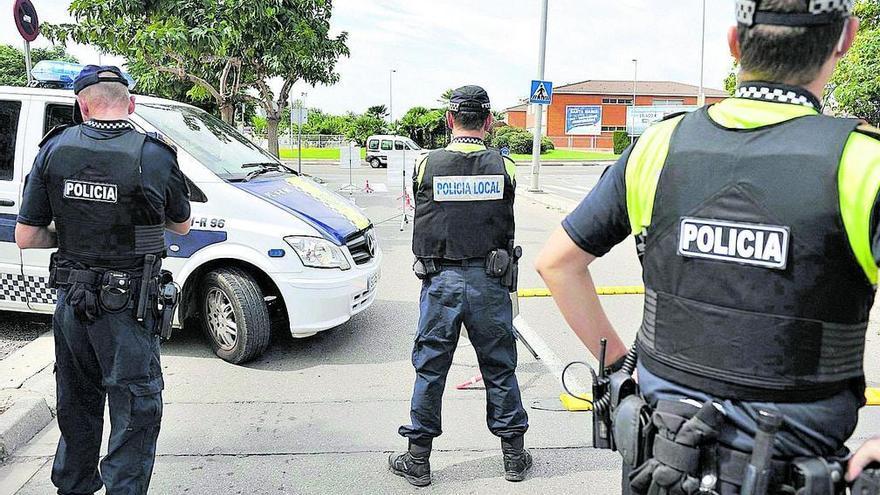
[279,147,367,160]
[510,149,619,161]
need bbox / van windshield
[136,103,283,179]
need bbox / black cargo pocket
[127,380,164,429]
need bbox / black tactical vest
[637,108,874,402]
[412,148,515,260]
[43,126,166,269]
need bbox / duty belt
[439,258,486,268]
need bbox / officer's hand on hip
[847,437,880,481]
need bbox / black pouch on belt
[99,271,133,313]
[413,259,440,280]
[485,249,510,278]
[614,395,655,468]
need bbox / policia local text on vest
[537,1,880,494]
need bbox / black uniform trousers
[399,266,529,444]
[51,288,163,495]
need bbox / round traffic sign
[13,0,40,42]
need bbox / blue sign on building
[529,80,553,105]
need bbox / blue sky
[2,0,735,119]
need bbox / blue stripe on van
[165,230,227,258]
[0,214,16,243]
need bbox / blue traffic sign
[529,80,553,105]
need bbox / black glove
[66,282,101,323]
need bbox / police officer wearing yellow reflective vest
[536,1,880,493]
[389,86,531,486]
[15,66,191,495]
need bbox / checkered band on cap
[810,0,854,14]
[736,0,757,25]
[735,86,817,110]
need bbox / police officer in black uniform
[15,66,191,495]
[389,86,531,486]
[537,1,880,493]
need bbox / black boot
[502,437,533,482]
[388,440,432,487]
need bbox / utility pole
[698,0,707,106]
[529,0,550,193]
[389,69,397,125]
[631,59,638,143]
[297,92,307,175]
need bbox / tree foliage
[0,44,77,86]
[44,0,349,157]
[832,0,880,123]
[724,60,739,96]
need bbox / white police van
[0,63,381,364]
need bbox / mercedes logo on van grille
[365,229,376,257]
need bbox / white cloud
[2,0,737,117]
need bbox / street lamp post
[698,0,707,106]
[297,92,307,175]
[389,69,397,125]
[631,59,638,143]
[529,0,550,193]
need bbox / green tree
[366,105,388,119]
[724,60,739,96]
[0,44,78,86]
[44,0,349,157]
[832,0,880,123]
[346,113,386,145]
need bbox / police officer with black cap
[389,85,531,486]
[15,65,191,495]
[537,1,880,493]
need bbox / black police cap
[73,65,130,95]
[449,85,491,113]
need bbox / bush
[613,131,630,155]
[491,127,553,154]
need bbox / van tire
[369,158,382,169]
[200,267,271,364]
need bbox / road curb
[0,392,53,460]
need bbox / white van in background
[365,135,424,168]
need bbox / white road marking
[542,184,592,197]
[513,314,588,394]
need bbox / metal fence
[277,134,348,149]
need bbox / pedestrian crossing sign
[530,80,553,105]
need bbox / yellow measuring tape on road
[560,389,880,412]
[518,286,646,298]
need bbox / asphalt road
[4,162,880,494]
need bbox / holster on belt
[413,258,440,280]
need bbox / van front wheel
[369,158,382,169]
[200,267,271,364]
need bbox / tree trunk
[220,101,234,124]
[266,117,280,158]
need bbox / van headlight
[284,236,351,270]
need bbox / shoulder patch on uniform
[145,131,178,155]
[39,124,73,148]
[856,124,880,142]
